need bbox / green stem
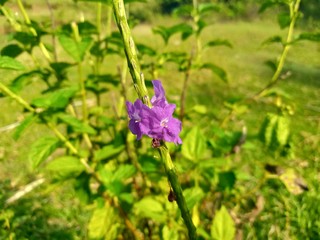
[96,2,102,41]
[17,0,52,62]
[0,6,21,31]
[0,83,34,112]
[46,0,58,62]
[256,0,301,98]
[70,22,92,149]
[192,0,201,63]
[112,0,196,237]
[0,79,96,177]
[158,146,197,240]
[112,0,150,106]
[106,5,113,37]
[179,55,193,122]
[77,63,87,121]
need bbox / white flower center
[133,112,141,123]
[160,117,169,128]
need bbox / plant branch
[112,0,150,106]
[17,0,52,62]
[158,145,197,239]
[112,0,197,237]
[180,53,194,122]
[255,0,301,99]
[46,0,58,62]
[0,82,96,176]
[0,82,35,112]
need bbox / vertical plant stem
[106,5,113,37]
[95,2,102,75]
[96,2,102,41]
[112,0,150,106]
[46,0,58,62]
[158,145,197,240]
[71,22,93,149]
[0,6,21,31]
[17,0,52,62]
[78,63,87,120]
[192,0,202,62]
[179,54,193,121]
[256,0,301,98]
[112,0,197,237]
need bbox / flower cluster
[126,80,182,145]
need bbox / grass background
[0,0,319,239]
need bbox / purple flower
[126,99,149,140]
[146,105,182,144]
[151,80,168,107]
[126,80,182,145]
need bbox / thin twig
[46,0,58,62]
[6,178,45,205]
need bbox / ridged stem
[112,0,151,107]
[158,145,197,239]
[112,0,197,238]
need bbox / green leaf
[182,126,206,161]
[198,2,220,16]
[278,12,291,29]
[259,0,288,13]
[112,164,136,182]
[1,44,24,58]
[153,23,193,45]
[13,114,38,140]
[94,144,125,161]
[259,113,278,148]
[134,197,165,221]
[9,70,48,93]
[184,187,205,209]
[58,114,97,135]
[46,156,85,178]
[0,56,25,70]
[31,86,78,110]
[211,205,235,240]
[196,19,208,36]
[29,137,61,169]
[204,39,233,49]
[260,88,291,99]
[88,202,119,239]
[191,104,207,114]
[162,225,179,240]
[259,113,290,150]
[200,63,228,83]
[13,31,38,49]
[218,171,236,191]
[0,0,9,5]
[136,43,156,56]
[173,5,193,17]
[58,34,92,62]
[262,35,283,46]
[275,116,290,147]
[264,60,277,72]
[296,32,320,42]
[50,62,74,76]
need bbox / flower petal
[151,80,168,107]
